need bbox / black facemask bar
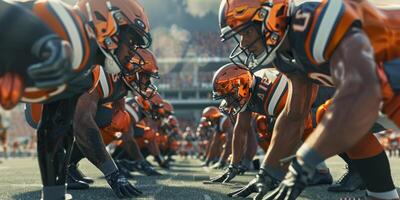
[113,10,152,49]
[214,91,245,119]
[121,72,158,100]
[228,31,266,70]
[101,10,152,78]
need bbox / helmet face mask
[79,0,152,77]
[228,24,267,69]
[122,71,158,100]
[219,0,281,71]
[215,87,248,116]
[120,49,159,100]
[135,91,163,119]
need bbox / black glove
[155,155,170,169]
[118,159,162,176]
[159,160,170,169]
[201,159,211,167]
[115,160,134,179]
[206,164,244,183]
[263,158,314,200]
[227,168,279,200]
[105,171,142,198]
[28,35,72,88]
[210,160,226,169]
[138,161,162,176]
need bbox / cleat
[68,164,94,184]
[67,174,90,190]
[309,170,333,186]
[328,166,366,192]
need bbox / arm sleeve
[0,0,57,74]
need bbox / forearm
[302,86,380,160]
[244,129,257,160]
[147,140,161,157]
[300,31,382,163]
[121,133,144,160]
[207,135,222,160]
[219,133,232,162]
[74,123,115,172]
[263,113,304,169]
[231,129,246,164]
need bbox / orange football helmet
[212,63,254,115]
[219,0,289,70]
[149,91,165,119]
[198,116,211,128]
[76,0,151,75]
[261,0,290,63]
[135,90,164,119]
[135,92,151,112]
[201,106,223,125]
[122,49,159,99]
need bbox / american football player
[122,92,171,169]
[10,0,155,199]
[25,47,158,197]
[200,106,233,168]
[21,0,154,197]
[219,0,400,199]
[210,64,332,190]
[0,0,74,109]
[67,46,158,197]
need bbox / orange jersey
[21,0,98,103]
[124,97,145,124]
[155,132,168,149]
[245,74,288,116]
[97,104,131,145]
[134,125,156,149]
[277,0,400,87]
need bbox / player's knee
[346,133,383,159]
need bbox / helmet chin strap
[248,46,278,71]
[248,50,267,69]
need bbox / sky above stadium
[139,0,219,32]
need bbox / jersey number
[293,10,311,32]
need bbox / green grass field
[0,156,399,200]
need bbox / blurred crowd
[376,130,400,158]
[188,32,233,58]
[0,107,36,161]
[157,72,214,90]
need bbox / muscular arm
[243,122,257,161]
[263,74,317,170]
[120,126,145,161]
[73,91,115,172]
[207,132,223,162]
[300,31,381,159]
[231,111,252,165]
[219,123,233,163]
[147,139,161,157]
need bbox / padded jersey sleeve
[289,0,361,65]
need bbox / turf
[0,156,399,200]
